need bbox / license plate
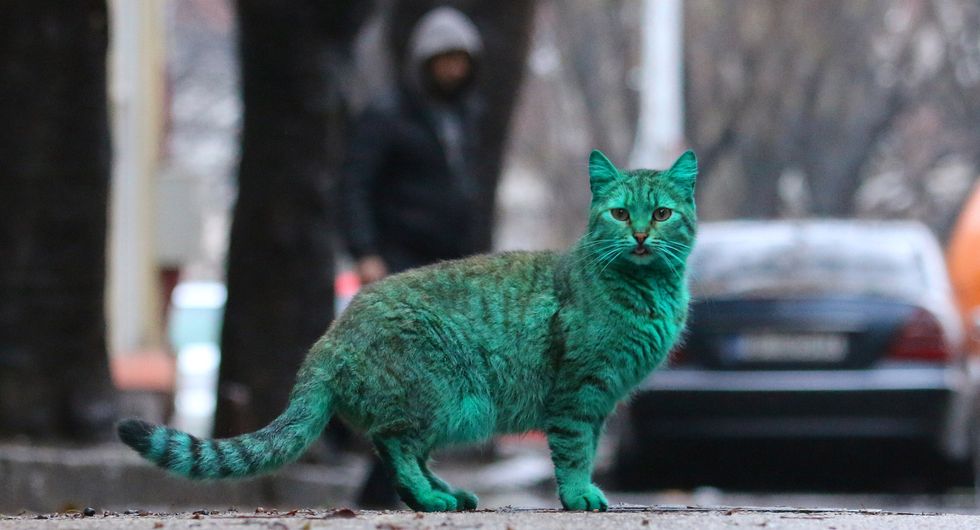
[727,333,849,363]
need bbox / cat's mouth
[632,246,650,256]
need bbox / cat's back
[336,251,560,336]
[366,250,557,302]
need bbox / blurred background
[4,0,980,516]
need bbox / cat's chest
[580,287,687,368]
[597,284,683,328]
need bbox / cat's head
[582,149,697,271]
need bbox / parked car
[613,220,979,489]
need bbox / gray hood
[406,7,482,91]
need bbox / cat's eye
[610,208,630,221]
[653,207,673,222]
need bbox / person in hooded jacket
[341,7,486,285]
[339,7,487,508]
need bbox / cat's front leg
[545,416,608,511]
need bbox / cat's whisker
[654,239,691,253]
[651,240,680,257]
[587,246,627,272]
[575,240,628,269]
[653,239,690,258]
[579,237,621,246]
[652,241,684,264]
[651,242,685,278]
[659,248,682,278]
[577,239,623,251]
[599,256,621,276]
[597,246,627,276]
[576,238,621,251]
[579,249,614,274]
[579,246,621,260]
[662,244,690,258]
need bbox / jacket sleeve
[339,104,391,259]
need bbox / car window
[689,225,929,302]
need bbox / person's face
[428,51,473,94]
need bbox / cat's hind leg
[417,455,479,510]
[374,437,458,512]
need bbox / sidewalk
[3,506,980,530]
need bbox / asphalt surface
[3,506,980,530]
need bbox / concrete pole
[629,0,685,170]
[107,0,166,357]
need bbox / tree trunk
[0,1,116,440]
[214,0,366,436]
[387,0,537,251]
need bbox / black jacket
[339,89,485,271]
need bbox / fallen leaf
[328,508,358,519]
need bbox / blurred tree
[686,0,921,219]
[0,1,117,439]
[215,0,369,435]
[917,1,980,235]
[686,0,980,235]
[552,0,638,162]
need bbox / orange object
[110,350,176,392]
[947,183,980,356]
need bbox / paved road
[3,506,980,530]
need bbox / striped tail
[117,382,332,479]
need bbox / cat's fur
[118,149,697,512]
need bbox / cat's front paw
[451,489,479,510]
[559,483,609,512]
[409,490,458,512]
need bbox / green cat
[118,149,697,512]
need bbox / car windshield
[689,223,929,302]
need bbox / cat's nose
[634,232,648,244]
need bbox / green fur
[118,149,697,512]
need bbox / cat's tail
[116,372,332,479]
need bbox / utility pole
[107,0,166,358]
[629,0,685,170]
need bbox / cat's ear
[667,149,697,192]
[589,149,621,196]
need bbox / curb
[0,443,361,513]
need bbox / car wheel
[609,417,693,490]
[973,421,980,500]
[610,415,681,490]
